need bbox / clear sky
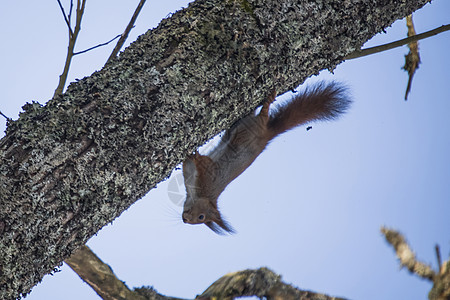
[1,1,449,299]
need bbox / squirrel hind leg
[259,89,277,122]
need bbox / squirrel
[182,81,351,234]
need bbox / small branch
[53,0,86,98]
[0,111,11,121]
[435,245,442,274]
[345,24,450,60]
[403,15,421,101]
[429,259,450,300]
[68,0,74,28]
[381,227,436,281]
[198,267,346,300]
[382,227,450,300]
[106,0,146,64]
[73,34,122,55]
[57,0,74,37]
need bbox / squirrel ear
[205,211,235,235]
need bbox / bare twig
[74,34,121,55]
[345,24,450,60]
[57,0,74,37]
[53,0,146,97]
[381,227,436,281]
[106,0,146,64]
[68,0,74,25]
[53,0,87,98]
[403,15,421,100]
[435,245,442,274]
[0,111,11,121]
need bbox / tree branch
[68,0,74,28]
[198,267,345,300]
[0,111,10,121]
[345,24,450,60]
[57,0,74,37]
[429,260,450,300]
[73,34,122,55]
[67,245,342,300]
[403,14,421,100]
[106,0,146,64]
[381,227,450,300]
[53,0,87,98]
[0,1,432,298]
[66,245,187,300]
[381,227,435,281]
[65,245,142,300]
[435,245,442,274]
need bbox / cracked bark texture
[66,246,342,300]
[197,267,346,300]
[65,245,185,300]
[0,0,430,298]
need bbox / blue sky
[1,1,449,299]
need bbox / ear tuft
[205,219,235,235]
[203,204,235,235]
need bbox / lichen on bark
[0,0,431,298]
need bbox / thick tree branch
[0,0,431,298]
[65,245,144,300]
[67,246,341,300]
[66,245,186,300]
[198,267,345,300]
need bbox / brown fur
[182,81,351,234]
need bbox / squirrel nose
[182,212,189,223]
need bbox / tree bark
[197,267,346,300]
[0,0,430,298]
[66,246,343,300]
[381,227,450,300]
[65,245,185,300]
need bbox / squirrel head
[182,197,235,235]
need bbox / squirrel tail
[267,81,351,139]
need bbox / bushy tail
[267,81,351,140]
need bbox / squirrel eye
[198,214,205,221]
